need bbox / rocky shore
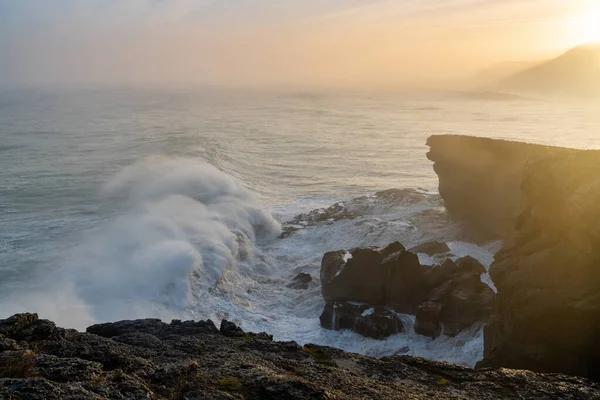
[2,313,599,399]
[3,134,600,398]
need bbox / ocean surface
[1,87,599,367]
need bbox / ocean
[1,87,599,367]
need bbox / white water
[1,87,599,367]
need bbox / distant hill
[502,43,600,97]
[475,61,545,84]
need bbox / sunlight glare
[571,5,600,45]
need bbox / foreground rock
[320,302,404,340]
[1,313,599,399]
[478,150,600,380]
[320,242,493,338]
[426,135,577,240]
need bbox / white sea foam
[2,157,281,327]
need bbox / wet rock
[415,302,443,338]
[287,273,312,290]
[408,241,451,256]
[320,241,493,338]
[416,256,493,338]
[220,320,245,338]
[282,189,434,237]
[382,249,430,314]
[321,247,386,304]
[320,302,404,340]
[1,313,599,399]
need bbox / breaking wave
[2,157,281,327]
[2,156,499,368]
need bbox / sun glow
[570,5,600,45]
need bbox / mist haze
[1,0,595,88]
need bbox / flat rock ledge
[1,313,599,399]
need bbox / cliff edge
[426,134,577,239]
[427,134,600,379]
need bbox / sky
[0,0,598,87]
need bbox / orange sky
[0,0,598,87]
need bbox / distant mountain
[502,43,600,97]
[475,61,545,84]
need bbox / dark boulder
[415,256,494,338]
[287,273,312,290]
[220,320,245,338]
[320,302,403,340]
[382,249,430,314]
[408,241,451,256]
[319,240,494,339]
[415,302,443,338]
[320,247,385,304]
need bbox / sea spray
[1,157,281,328]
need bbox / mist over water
[1,87,600,366]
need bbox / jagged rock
[87,318,219,338]
[320,241,493,338]
[0,313,599,399]
[413,257,493,338]
[382,249,430,314]
[320,247,386,304]
[320,302,403,339]
[408,241,451,256]
[287,273,312,290]
[220,320,245,338]
[477,150,600,380]
[282,189,433,237]
[415,302,443,338]
[0,313,66,342]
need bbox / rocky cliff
[478,150,600,379]
[1,313,599,399]
[427,134,600,379]
[426,135,575,239]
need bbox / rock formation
[282,188,433,237]
[319,242,493,338]
[427,134,600,380]
[477,150,600,380]
[1,313,599,399]
[319,303,404,340]
[426,134,575,239]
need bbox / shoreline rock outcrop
[1,313,599,399]
[319,242,493,339]
[477,150,600,380]
[427,134,600,380]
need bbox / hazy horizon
[2,0,599,89]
